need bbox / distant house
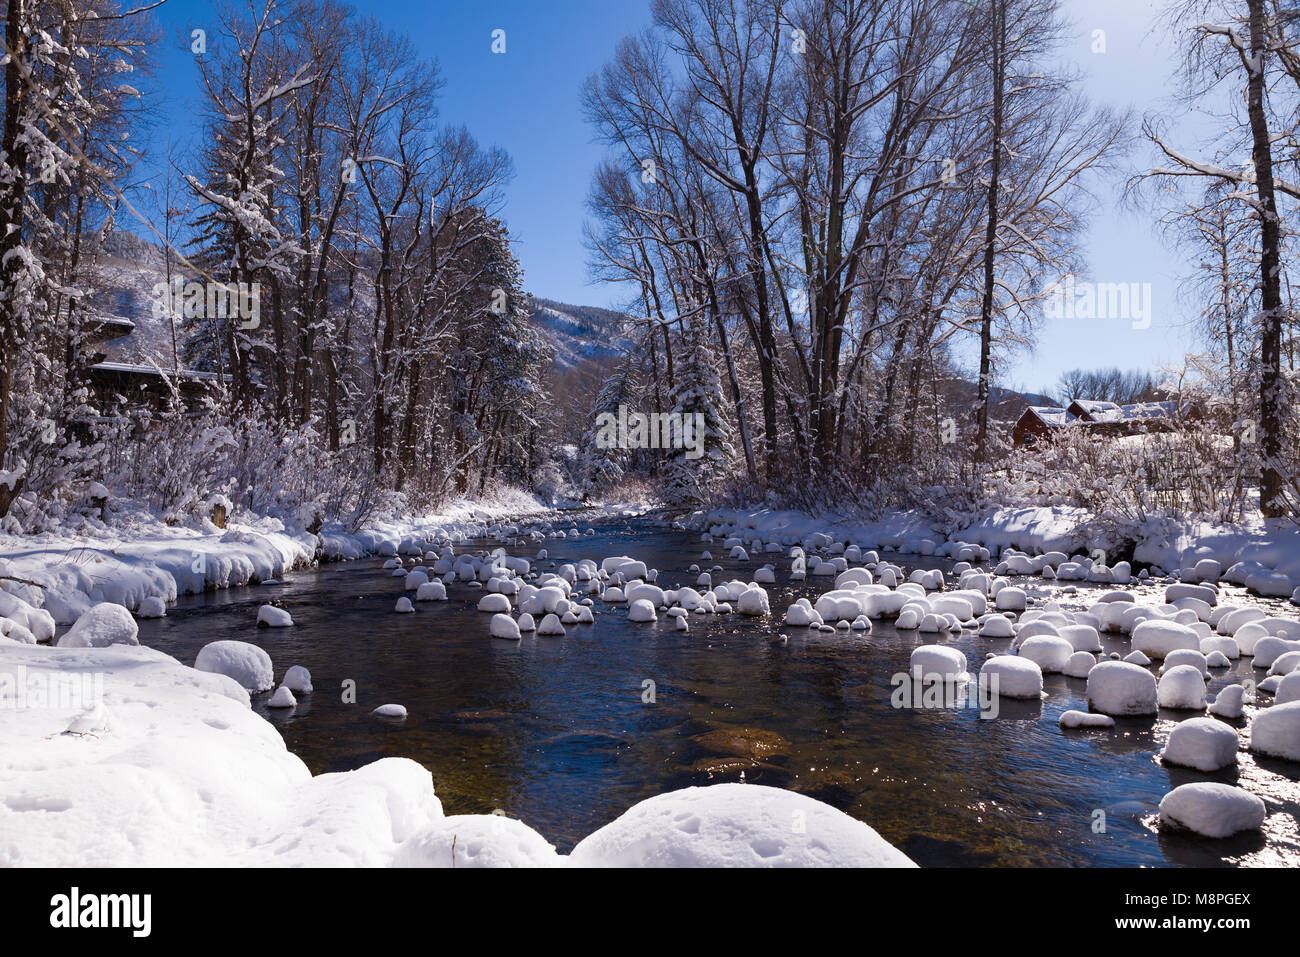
[1012,406,1077,448]
[86,362,224,415]
[1013,398,1191,447]
[78,314,224,419]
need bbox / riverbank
[679,504,1300,602]
[0,486,637,628]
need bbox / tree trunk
[976,0,1005,464]
[0,0,28,473]
[1246,0,1285,517]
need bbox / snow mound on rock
[394,815,560,868]
[909,645,968,683]
[1087,660,1157,717]
[1158,783,1265,838]
[1249,699,1300,762]
[567,783,916,867]
[1161,717,1239,771]
[1157,665,1208,711]
[1130,620,1199,660]
[257,605,293,628]
[1059,710,1114,729]
[490,614,521,640]
[194,640,274,692]
[57,603,139,648]
[137,596,167,619]
[979,655,1043,699]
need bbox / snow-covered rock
[909,645,968,683]
[979,655,1043,699]
[1161,648,1209,678]
[1087,661,1158,717]
[1059,624,1102,652]
[627,599,657,623]
[567,784,915,867]
[978,615,1014,638]
[1157,665,1208,711]
[1276,671,1300,706]
[1269,650,1300,676]
[1059,710,1114,729]
[1253,636,1300,669]
[536,614,566,636]
[194,640,274,692]
[477,593,512,614]
[416,581,447,602]
[57,603,140,648]
[490,614,521,640]
[785,602,816,627]
[1130,620,1199,660]
[994,587,1026,612]
[0,591,56,641]
[1249,700,1300,762]
[1158,783,1265,838]
[393,815,559,868]
[137,596,167,619]
[267,686,297,709]
[1161,717,1239,771]
[257,605,294,628]
[282,665,313,693]
[1063,651,1096,678]
[1017,635,1073,674]
[1209,684,1247,719]
[736,585,770,617]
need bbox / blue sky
[136,0,1203,398]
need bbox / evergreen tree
[661,319,735,504]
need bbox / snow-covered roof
[1119,400,1180,420]
[1025,406,1075,428]
[84,315,136,342]
[89,361,223,382]
[1068,399,1124,422]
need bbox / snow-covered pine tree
[661,318,735,505]
[581,354,637,498]
[456,216,551,493]
[184,0,311,408]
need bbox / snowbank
[0,490,563,625]
[689,505,1300,601]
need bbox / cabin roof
[1021,406,1075,428]
[89,361,223,382]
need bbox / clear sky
[136,0,1204,399]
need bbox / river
[135,515,1300,866]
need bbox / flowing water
[137,515,1300,866]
